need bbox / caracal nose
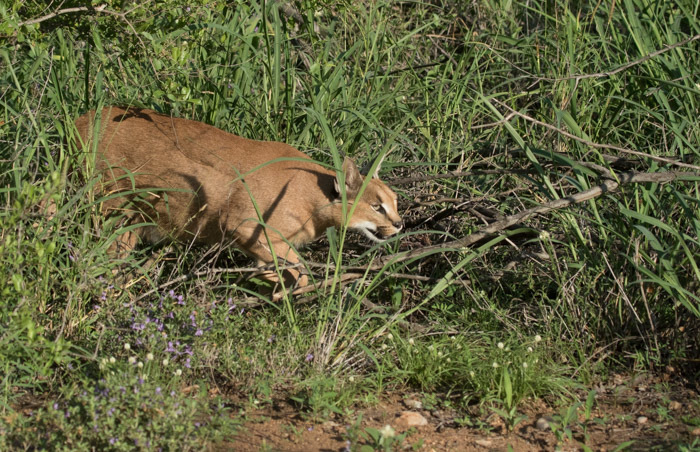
[393,220,403,230]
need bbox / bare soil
[215,373,700,451]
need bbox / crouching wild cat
[75,106,402,290]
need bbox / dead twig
[494,100,700,171]
[17,4,108,26]
[377,170,700,266]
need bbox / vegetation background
[1,0,698,449]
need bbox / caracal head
[334,157,403,243]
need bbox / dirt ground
[216,373,700,451]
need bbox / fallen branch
[376,170,700,266]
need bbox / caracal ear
[334,157,364,199]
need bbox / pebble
[397,411,428,427]
[536,417,553,431]
[691,427,700,436]
[668,400,682,411]
[475,439,493,447]
[403,398,423,410]
[637,416,648,425]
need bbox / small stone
[397,411,428,427]
[668,400,682,411]
[403,398,423,410]
[691,427,700,436]
[536,416,553,431]
[322,420,339,431]
[637,416,648,425]
[475,439,493,447]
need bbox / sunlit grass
[1,0,698,448]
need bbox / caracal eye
[371,204,382,212]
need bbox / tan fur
[75,106,402,288]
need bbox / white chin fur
[353,222,386,243]
[360,228,385,243]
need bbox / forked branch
[376,170,700,266]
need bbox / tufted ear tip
[333,157,363,199]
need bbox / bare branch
[494,100,700,171]
[18,4,108,27]
[377,170,700,266]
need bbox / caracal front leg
[248,238,308,294]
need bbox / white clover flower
[381,344,388,350]
[387,333,393,340]
[128,356,136,364]
[535,335,542,343]
[408,338,415,346]
[349,376,355,382]
[469,371,475,378]
[137,361,144,369]
[124,343,131,351]
[162,359,169,366]
[175,369,182,376]
[146,353,154,361]
[437,351,443,358]
[379,425,395,439]
[109,356,116,364]
[523,362,528,369]
[497,342,504,349]
[539,231,550,240]
[534,358,539,364]
[492,362,499,368]
[446,357,451,363]
[456,343,462,350]
[527,346,533,353]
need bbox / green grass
[1,0,699,449]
